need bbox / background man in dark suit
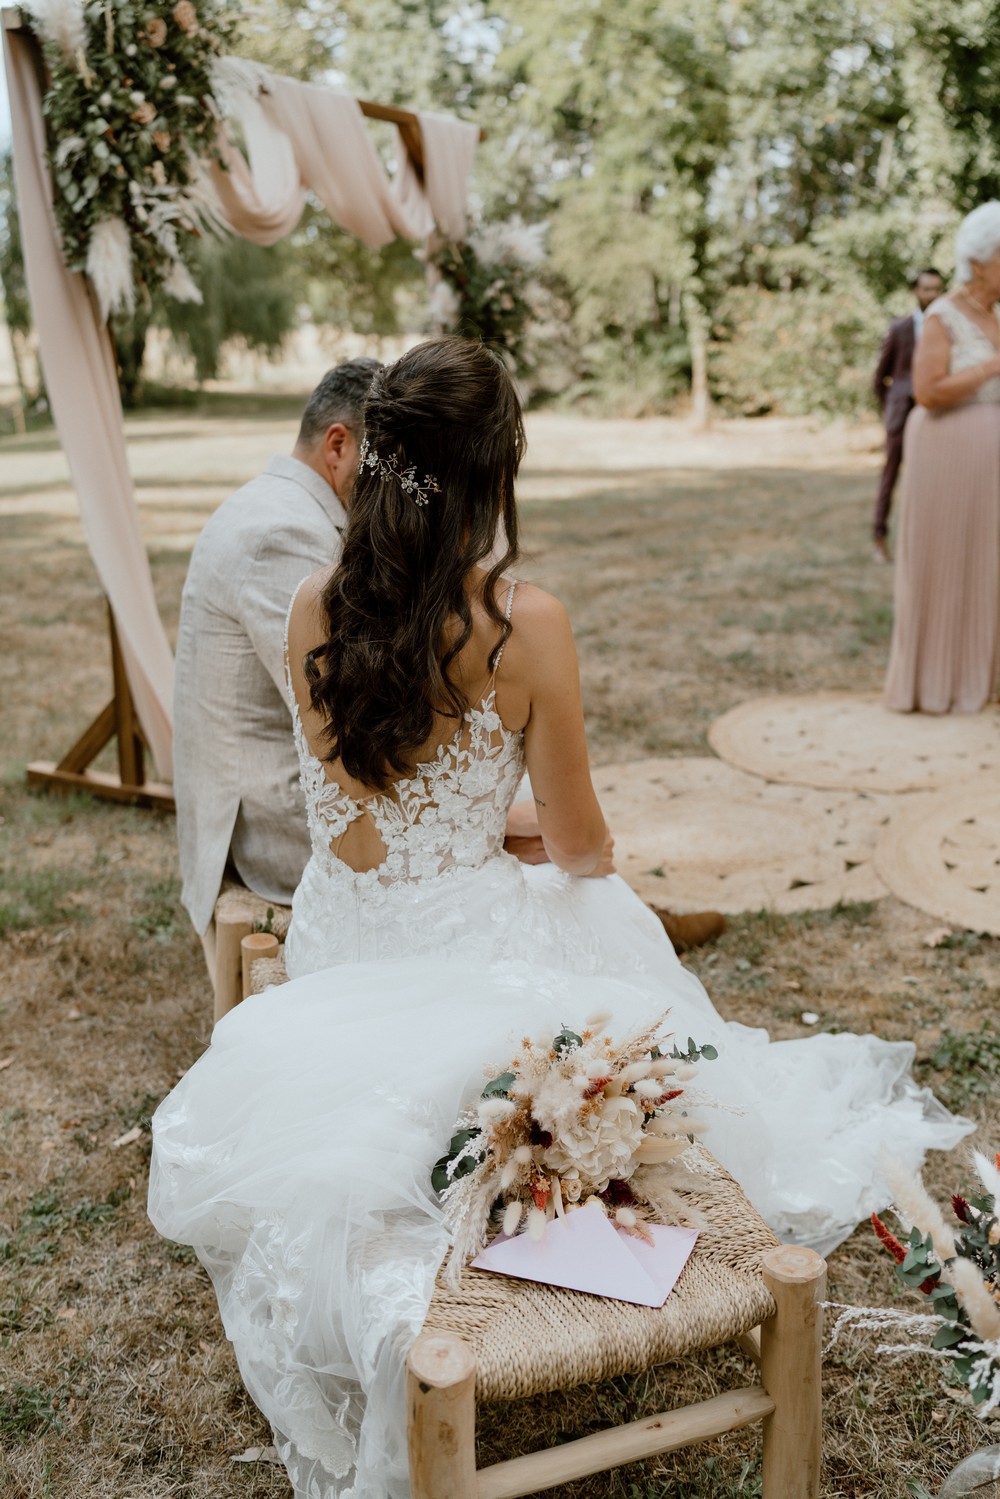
[871,266,944,562]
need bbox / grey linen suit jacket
[174,455,346,934]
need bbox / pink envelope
[470,1205,699,1307]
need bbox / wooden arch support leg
[407,1332,478,1499]
[759,1243,826,1499]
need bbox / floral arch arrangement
[26,0,237,319]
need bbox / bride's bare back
[285,564,612,879]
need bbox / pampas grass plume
[163,259,203,305]
[502,1200,522,1237]
[949,1255,1000,1342]
[585,1010,613,1031]
[974,1150,1000,1209]
[632,1079,664,1100]
[636,1134,688,1161]
[619,1061,655,1085]
[86,217,134,323]
[527,1207,546,1241]
[26,0,87,61]
[499,1159,520,1190]
[881,1152,957,1263]
[478,1098,516,1127]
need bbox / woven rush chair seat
[247,952,288,994]
[214,882,292,937]
[409,1156,825,1498]
[422,1145,779,1403]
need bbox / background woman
[884,201,1000,712]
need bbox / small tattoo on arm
[534,796,547,807]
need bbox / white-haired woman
[885,201,1000,712]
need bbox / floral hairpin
[359,437,441,508]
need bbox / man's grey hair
[955,201,1000,285]
[297,358,383,448]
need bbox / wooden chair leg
[407,1332,478,1499]
[759,1243,826,1499]
[241,931,279,999]
[214,911,253,1023]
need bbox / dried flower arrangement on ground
[829,1150,1000,1418]
[434,1008,717,1276]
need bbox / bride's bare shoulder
[499,581,577,680]
[507,580,572,633]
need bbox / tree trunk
[111,307,151,409]
[5,323,28,430]
[683,290,712,429]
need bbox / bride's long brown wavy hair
[303,338,525,791]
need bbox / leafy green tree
[163,234,300,384]
[294,207,425,338]
[0,150,45,411]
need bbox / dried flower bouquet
[828,1150,1000,1417]
[433,1008,717,1275]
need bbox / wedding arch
[2,4,479,806]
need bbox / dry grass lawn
[1,399,998,1498]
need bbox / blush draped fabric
[209,69,478,250]
[4,25,176,777]
[2,31,478,774]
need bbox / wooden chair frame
[407,1242,826,1499]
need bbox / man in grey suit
[173,358,381,946]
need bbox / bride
[149,337,970,1499]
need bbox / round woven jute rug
[875,778,1000,937]
[593,757,890,914]
[708,692,1000,794]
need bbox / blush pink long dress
[884,296,1000,713]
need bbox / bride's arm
[501,585,614,878]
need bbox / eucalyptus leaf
[431,1127,483,1195]
[482,1072,515,1099]
[931,1323,968,1350]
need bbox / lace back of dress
[287,582,525,887]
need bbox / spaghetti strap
[491,580,517,676]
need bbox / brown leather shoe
[650,907,727,952]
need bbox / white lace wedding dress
[149,589,971,1499]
